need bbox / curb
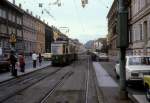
[91,61,105,103]
[128,93,139,103]
[0,64,51,84]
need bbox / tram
[51,39,77,66]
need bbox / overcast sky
[8,0,113,43]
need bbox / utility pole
[117,0,128,99]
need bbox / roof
[2,0,24,13]
[107,0,117,18]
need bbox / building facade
[107,0,150,60]
[23,9,36,55]
[130,0,150,55]
[0,0,23,54]
[107,0,119,60]
[93,38,107,53]
[45,25,54,53]
[35,19,45,53]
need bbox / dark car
[0,55,10,71]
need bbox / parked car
[0,54,10,71]
[143,75,150,102]
[41,53,52,60]
[115,56,150,84]
[99,53,109,61]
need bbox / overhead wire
[73,0,86,34]
[39,2,55,18]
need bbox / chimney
[31,11,32,15]
[19,3,22,8]
[13,0,15,4]
[39,16,41,20]
[47,22,48,25]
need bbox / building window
[17,16,22,25]
[8,11,12,21]
[12,27,15,34]
[144,21,148,41]
[0,8,2,17]
[139,24,143,40]
[8,26,12,35]
[2,9,6,18]
[0,24,7,33]
[12,13,15,22]
[17,29,22,37]
[129,27,132,43]
[133,28,135,41]
[0,8,6,18]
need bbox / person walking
[32,52,37,68]
[9,50,17,77]
[39,53,42,66]
[18,52,25,72]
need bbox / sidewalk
[93,62,136,103]
[0,61,51,83]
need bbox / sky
[8,0,113,44]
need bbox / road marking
[93,62,118,87]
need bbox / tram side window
[63,44,65,54]
[66,47,68,54]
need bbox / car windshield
[129,57,150,65]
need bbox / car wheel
[145,87,150,102]
[116,74,119,79]
[114,69,119,79]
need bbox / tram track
[40,71,73,103]
[85,55,90,103]
[0,55,101,103]
[0,67,62,102]
[0,66,59,87]
[85,55,101,103]
[37,57,87,103]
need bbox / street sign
[9,34,16,44]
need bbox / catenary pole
[118,0,128,99]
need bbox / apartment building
[107,0,119,60]
[45,25,54,53]
[0,0,23,54]
[23,9,36,55]
[35,19,45,53]
[130,0,150,55]
[93,38,107,53]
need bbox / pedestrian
[39,53,42,66]
[18,52,25,72]
[32,51,37,68]
[9,50,17,77]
